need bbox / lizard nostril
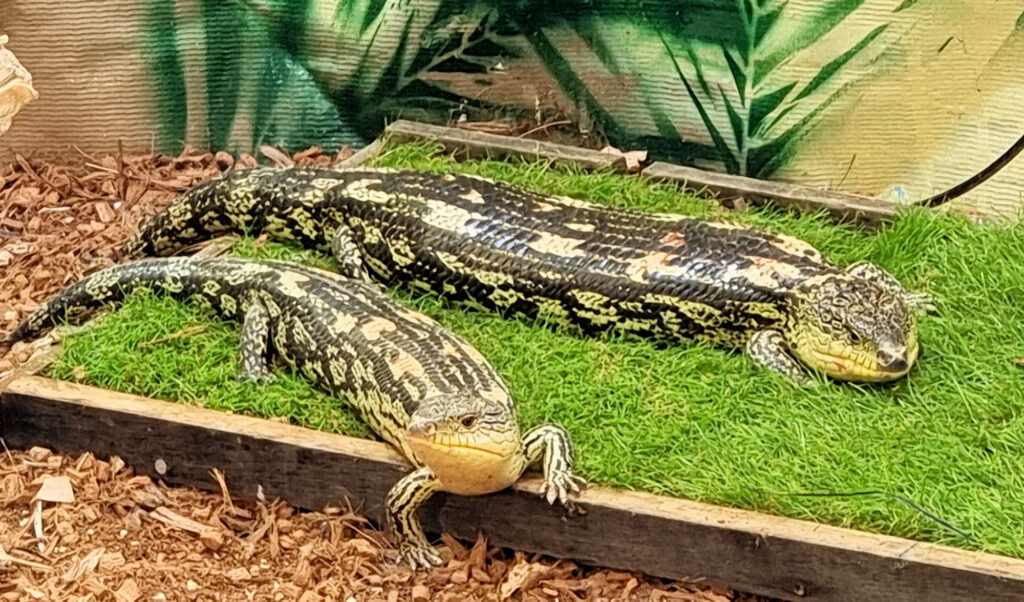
[878,351,908,373]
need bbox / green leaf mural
[141,0,898,179]
[655,0,891,177]
[144,0,188,151]
[144,0,519,153]
[200,0,246,150]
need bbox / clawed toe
[905,292,937,315]
[542,471,586,506]
[398,544,443,570]
[241,371,276,384]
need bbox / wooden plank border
[382,120,629,172]
[642,162,899,225]
[3,376,1023,601]
[372,119,904,224]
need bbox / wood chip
[600,145,648,172]
[411,584,431,602]
[99,551,126,571]
[94,202,116,223]
[114,578,140,602]
[61,548,105,582]
[199,529,225,551]
[226,567,252,582]
[149,506,219,536]
[259,145,294,167]
[499,561,552,600]
[214,151,235,169]
[0,543,51,570]
[33,475,75,503]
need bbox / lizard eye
[849,331,862,344]
[461,415,477,428]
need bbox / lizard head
[406,393,525,496]
[785,274,918,382]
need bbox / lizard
[1,256,585,568]
[119,167,935,384]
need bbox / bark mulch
[0,445,752,601]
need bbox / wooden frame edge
[383,120,629,172]
[3,375,1023,601]
[335,137,385,169]
[642,162,899,225]
[374,119,904,225]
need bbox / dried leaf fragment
[33,475,75,504]
[114,578,140,602]
[61,547,105,582]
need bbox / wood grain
[384,120,628,172]
[336,137,385,169]
[643,162,900,225]
[3,375,1023,601]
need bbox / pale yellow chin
[801,341,918,382]
[406,434,524,496]
[805,352,898,382]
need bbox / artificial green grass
[49,142,1024,558]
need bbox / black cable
[752,488,977,543]
[917,130,1024,208]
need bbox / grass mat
[50,142,1024,558]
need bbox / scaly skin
[2,257,585,569]
[120,167,935,384]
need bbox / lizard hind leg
[329,223,376,285]
[239,303,276,383]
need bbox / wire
[916,130,1024,208]
[752,488,978,543]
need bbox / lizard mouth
[405,433,512,458]
[809,350,909,381]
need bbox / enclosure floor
[0,445,745,600]
[0,146,761,601]
[38,142,1024,561]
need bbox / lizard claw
[904,291,937,315]
[542,469,586,506]
[240,370,276,384]
[397,541,443,570]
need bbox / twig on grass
[137,325,208,349]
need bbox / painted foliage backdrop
[2,0,1024,218]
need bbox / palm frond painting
[143,0,517,153]
[138,0,1024,215]
[653,0,893,177]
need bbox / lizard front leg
[746,330,812,386]
[385,466,444,569]
[845,261,936,315]
[239,303,276,383]
[522,424,586,505]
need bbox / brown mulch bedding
[0,145,765,600]
[0,446,750,601]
